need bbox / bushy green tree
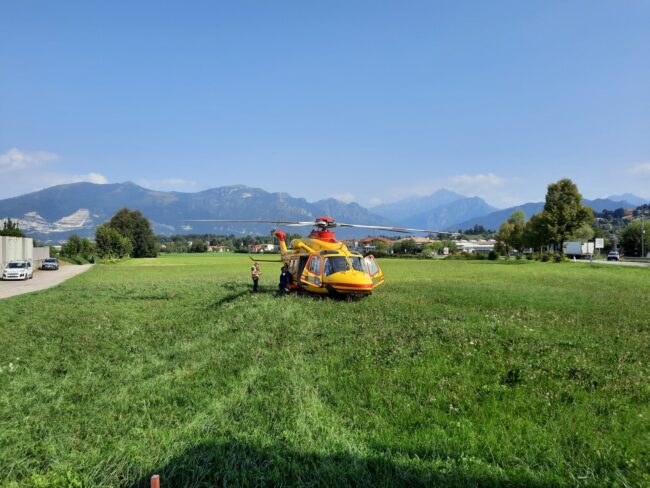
[441,240,458,254]
[620,220,650,257]
[496,210,526,255]
[0,218,25,237]
[190,239,208,253]
[541,179,593,250]
[61,234,82,256]
[523,212,551,250]
[568,223,595,242]
[108,208,157,258]
[95,224,132,259]
[422,241,444,256]
[392,239,418,254]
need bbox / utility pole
[642,211,645,259]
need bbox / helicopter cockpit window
[324,256,350,276]
[365,256,380,276]
[308,255,322,275]
[349,256,366,272]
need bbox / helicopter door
[365,255,385,288]
[300,254,324,291]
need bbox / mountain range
[0,182,393,241]
[0,182,646,241]
[453,195,646,232]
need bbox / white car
[2,260,34,280]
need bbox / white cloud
[0,147,59,173]
[448,173,506,191]
[331,192,355,203]
[0,147,113,198]
[79,173,108,184]
[50,172,109,185]
[369,197,382,206]
[627,162,650,176]
[139,178,198,190]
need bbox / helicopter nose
[323,270,373,293]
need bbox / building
[343,237,394,253]
[249,243,278,253]
[455,239,496,254]
[208,245,229,253]
[0,236,50,269]
[395,237,435,246]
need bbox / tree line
[59,208,157,261]
[495,179,649,256]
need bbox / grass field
[1,254,649,487]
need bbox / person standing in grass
[251,261,261,292]
[279,264,292,293]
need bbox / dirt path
[0,264,93,299]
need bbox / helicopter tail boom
[274,230,289,258]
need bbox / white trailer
[563,241,595,257]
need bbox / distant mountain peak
[606,193,648,207]
[369,188,490,227]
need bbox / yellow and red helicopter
[184,216,456,296]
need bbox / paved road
[0,264,93,299]
[574,259,650,268]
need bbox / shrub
[541,253,551,262]
[488,250,499,260]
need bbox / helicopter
[183,216,457,296]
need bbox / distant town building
[208,245,229,253]
[455,239,496,254]
[249,243,278,253]
[395,236,434,246]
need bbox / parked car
[2,260,34,280]
[41,258,59,270]
[607,251,621,261]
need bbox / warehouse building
[0,236,50,269]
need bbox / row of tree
[58,208,157,261]
[0,218,25,237]
[496,179,649,256]
[158,233,303,253]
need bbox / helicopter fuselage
[275,229,384,295]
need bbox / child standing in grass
[251,261,261,292]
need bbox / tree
[441,240,458,254]
[620,220,650,257]
[568,223,595,242]
[523,212,551,250]
[80,237,96,260]
[496,210,526,255]
[108,208,157,258]
[95,224,132,259]
[61,234,82,256]
[541,179,593,251]
[422,241,444,256]
[190,239,208,253]
[392,239,418,254]
[0,218,25,237]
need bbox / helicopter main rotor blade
[183,219,315,226]
[335,222,458,235]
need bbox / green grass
[1,254,649,487]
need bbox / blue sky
[1,1,649,207]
